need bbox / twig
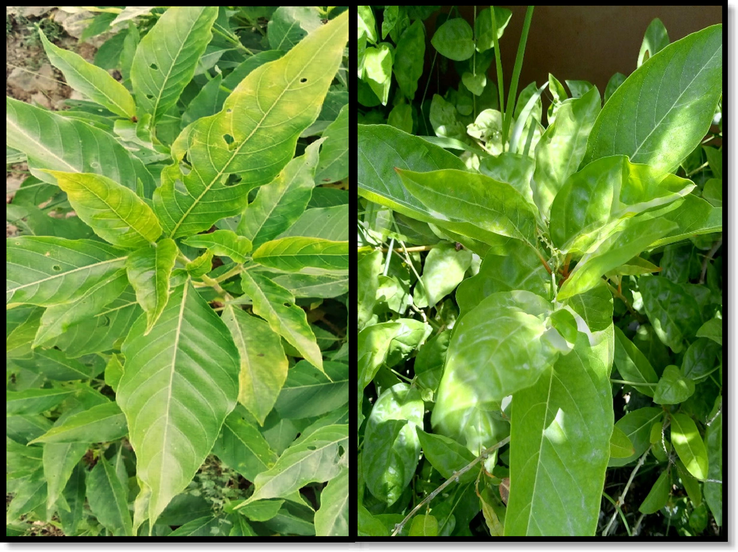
[633,513,646,536]
[602,446,652,537]
[698,237,722,284]
[391,437,510,537]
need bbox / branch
[391,436,510,537]
[602,446,652,537]
[698,237,722,284]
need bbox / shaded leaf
[126,238,178,334]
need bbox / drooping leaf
[86,455,134,536]
[638,469,671,514]
[393,20,425,100]
[43,441,88,511]
[126,238,178,334]
[117,281,240,525]
[252,237,348,272]
[29,402,127,444]
[315,104,349,184]
[153,13,348,239]
[183,230,252,264]
[39,29,136,119]
[221,305,288,426]
[240,271,322,372]
[212,409,277,482]
[584,25,722,175]
[131,7,218,124]
[654,365,695,405]
[613,326,659,396]
[670,412,709,481]
[314,467,348,536]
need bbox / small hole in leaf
[52,265,61,271]
[257,353,264,357]
[300,77,307,83]
[306,445,316,451]
[150,63,158,70]
[338,446,345,456]
[283,302,291,308]
[146,94,154,100]
[223,134,237,150]
[226,109,232,114]
[224,174,241,187]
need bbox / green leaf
[212,409,277,482]
[475,7,512,52]
[131,7,218,124]
[363,384,423,505]
[416,428,476,483]
[273,361,348,419]
[267,6,321,51]
[43,441,88,511]
[39,29,136,119]
[604,72,626,103]
[670,412,709,481]
[505,331,613,536]
[29,402,127,444]
[654,365,695,405]
[312,108,349,187]
[185,250,213,278]
[41,171,162,249]
[640,277,704,353]
[279,205,348,241]
[126,239,178,334]
[610,426,635,459]
[432,18,474,61]
[397,168,539,251]
[7,388,75,415]
[6,467,47,522]
[272,272,348,299]
[58,463,86,535]
[613,326,659,396]
[648,194,721,249]
[240,271,322,372]
[245,424,347,502]
[86,455,133,536]
[549,156,694,254]
[252,237,348,272]
[638,18,670,67]
[676,459,702,507]
[357,6,378,44]
[696,316,722,345]
[608,407,663,467]
[238,139,323,249]
[6,97,155,195]
[314,467,348,536]
[363,42,393,105]
[414,243,472,309]
[532,86,602,220]
[236,498,284,522]
[704,405,722,524]
[638,469,670,514]
[168,515,223,536]
[117,281,240,525]
[584,25,722,175]
[12,348,95,381]
[153,13,347,239]
[358,250,383,331]
[221,305,288,426]
[409,514,439,537]
[183,230,252,264]
[393,20,425,100]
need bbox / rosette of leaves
[358,8,722,538]
[7,7,348,537]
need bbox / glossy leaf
[505,331,613,536]
[252,237,348,272]
[184,230,252,264]
[212,409,277,482]
[640,276,703,353]
[613,326,658,396]
[432,18,474,61]
[126,239,178,334]
[638,469,670,514]
[238,139,323,249]
[414,243,472,309]
[131,7,218,124]
[638,18,669,67]
[314,466,348,536]
[608,407,663,467]
[87,455,134,536]
[584,25,722,175]
[610,426,635,458]
[29,402,127,445]
[696,316,722,345]
[153,13,347,239]
[670,413,709,481]
[315,104,348,184]
[6,97,155,194]
[704,405,722,524]
[393,20,425,100]
[39,29,135,118]
[653,365,695,404]
[42,170,162,249]
[240,271,322,372]
[245,424,347,502]
[117,281,240,525]
[221,305,288,426]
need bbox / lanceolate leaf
[7,237,127,307]
[86,455,134,536]
[39,29,136,118]
[126,239,178,334]
[245,424,347,502]
[117,281,240,525]
[670,413,709,481]
[42,171,162,249]
[153,13,348,239]
[584,25,722,175]
[29,402,128,445]
[613,326,659,396]
[221,305,288,426]
[212,409,278,482]
[238,140,323,249]
[315,104,349,184]
[131,7,218,124]
[252,237,349,272]
[314,466,348,536]
[6,97,155,195]
[184,230,253,264]
[240,271,323,372]
[7,388,75,416]
[43,442,88,511]
[506,330,614,536]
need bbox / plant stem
[214,265,244,283]
[601,492,632,536]
[698,237,722,284]
[610,379,656,388]
[686,161,709,177]
[177,252,232,301]
[391,436,510,537]
[602,446,651,537]
[501,6,534,150]
[490,7,505,115]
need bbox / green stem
[490,7,505,115]
[501,6,534,150]
[610,379,656,388]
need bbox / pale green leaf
[29,402,127,444]
[654,365,695,404]
[7,387,75,415]
[608,407,663,467]
[610,426,635,459]
[185,250,213,278]
[212,409,277,482]
[638,18,670,67]
[43,441,88,511]
[183,230,252,264]
[126,238,178,334]
[117,281,240,525]
[670,412,709,481]
[279,205,348,242]
[314,467,348,536]
[613,326,659,396]
[86,455,133,536]
[409,514,439,536]
[696,316,722,345]
[252,237,348,272]
[475,7,512,52]
[315,104,348,184]
[414,242,472,309]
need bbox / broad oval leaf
[432,18,475,61]
[584,25,722,175]
[183,230,253,264]
[252,237,348,272]
[670,413,709,481]
[29,402,127,444]
[39,29,136,119]
[131,7,218,124]
[117,281,240,525]
[414,243,472,309]
[393,20,425,100]
[315,104,349,184]
[653,365,695,405]
[153,12,348,239]
[126,239,178,334]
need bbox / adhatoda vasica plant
[358,6,722,537]
[7,6,349,537]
